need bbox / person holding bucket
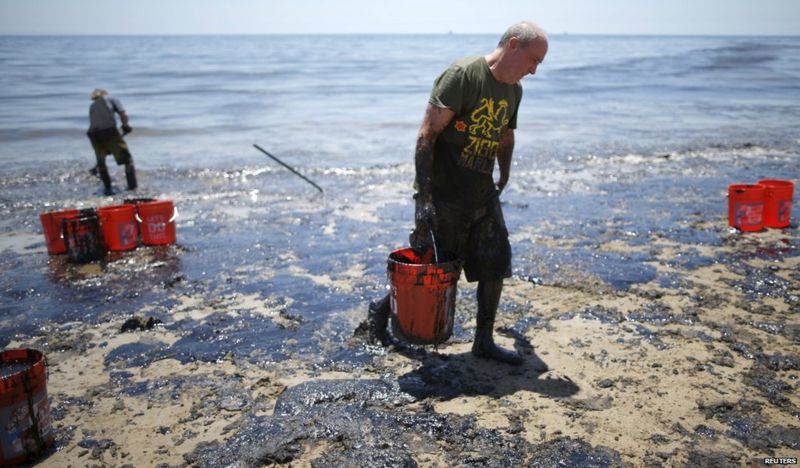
[87,89,138,196]
[367,21,549,365]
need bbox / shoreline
[0,142,798,466]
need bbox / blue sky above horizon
[1,0,798,36]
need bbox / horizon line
[1,32,799,38]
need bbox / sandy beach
[5,209,798,467]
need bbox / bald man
[368,22,549,365]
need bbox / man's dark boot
[125,163,138,191]
[472,279,523,365]
[367,295,392,346]
[98,165,113,196]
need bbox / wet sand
[1,146,799,466]
[6,225,799,467]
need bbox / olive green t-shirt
[429,56,523,208]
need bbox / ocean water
[0,35,798,356]
[0,34,798,171]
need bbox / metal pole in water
[253,144,324,194]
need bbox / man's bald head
[497,21,548,49]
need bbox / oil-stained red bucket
[62,209,106,263]
[728,184,765,232]
[98,204,138,251]
[0,349,54,466]
[135,200,176,245]
[388,247,461,345]
[39,209,79,255]
[758,179,794,228]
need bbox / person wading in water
[87,89,138,195]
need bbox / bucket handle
[430,230,439,264]
[135,206,177,223]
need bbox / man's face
[509,37,548,83]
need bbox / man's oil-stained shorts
[433,195,512,283]
[89,127,132,166]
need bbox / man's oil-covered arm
[411,103,454,248]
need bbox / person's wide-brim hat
[91,88,108,99]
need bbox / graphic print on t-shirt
[459,97,509,174]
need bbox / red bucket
[758,179,794,228]
[98,204,138,251]
[135,200,176,245]
[388,247,461,345]
[728,184,765,232]
[39,209,79,255]
[62,209,106,263]
[0,349,54,465]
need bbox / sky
[0,0,798,36]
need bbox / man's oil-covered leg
[91,138,113,195]
[367,294,392,346]
[125,162,137,191]
[97,164,113,196]
[472,278,523,365]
